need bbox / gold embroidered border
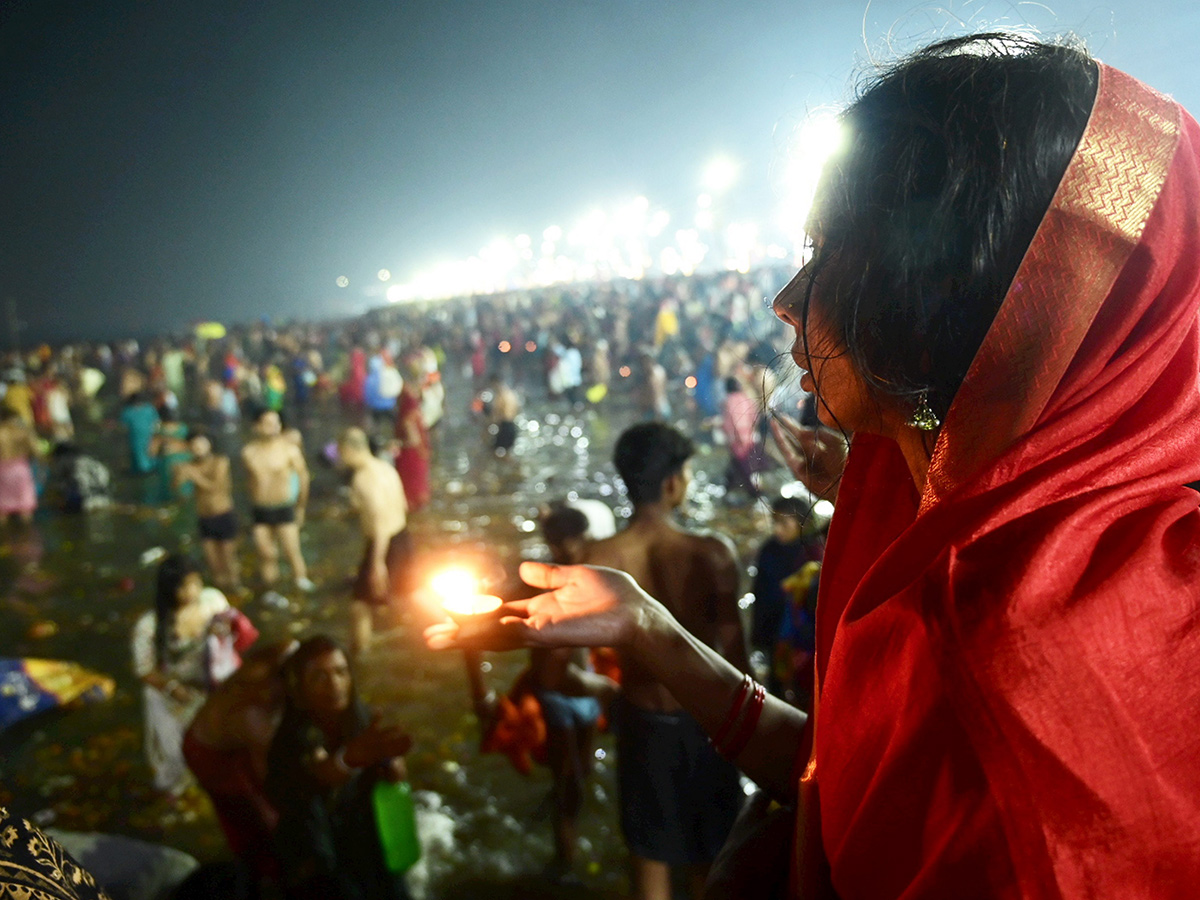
[923,65,1182,510]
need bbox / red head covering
[809,65,1200,898]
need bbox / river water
[0,359,799,899]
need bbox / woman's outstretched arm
[426,561,808,799]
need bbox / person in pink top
[721,376,764,500]
[0,407,38,524]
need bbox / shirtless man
[488,373,520,456]
[241,408,313,592]
[175,431,242,593]
[0,408,38,524]
[338,427,411,658]
[587,422,747,900]
[635,349,670,420]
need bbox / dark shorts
[494,420,517,451]
[614,696,742,865]
[353,529,414,606]
[252,504,295,527]
[198,510,238,542]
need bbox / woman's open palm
[423,562,656,652]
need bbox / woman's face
[773,269,879,433]
[300,649,352,717]
[175,572,203,609]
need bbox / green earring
[907,390,941,431]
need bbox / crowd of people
[1,245,821,899]
[5,30,1200,900]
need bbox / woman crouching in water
[265,636,413,900]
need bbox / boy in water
[535,503,618,881]
[749,495,824,701]
[585,422,746,900]
[464,501,617,882]
[241,409,313,594]
[175,431,243,594]
[487,372,520,456]
[338,427,411,659]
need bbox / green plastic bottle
[372,780,421,873]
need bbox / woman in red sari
[339,346,367,410]
[429,34,1200,898]
[393,357,431,512]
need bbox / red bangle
[711,674,753,749]
[717,682,765,761]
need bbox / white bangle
[332,747,353,774]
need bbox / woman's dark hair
[796,33,1098,423]
[154,554,202,671]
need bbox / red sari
[802,67,1200,899]
[339,347,366,408]
[394,386,430,512]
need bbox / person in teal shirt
[149,410,190,505]
[120,393,159,475]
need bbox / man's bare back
[586,519,743,712]
[350,456,407,542]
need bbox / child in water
[749,495,825,703]
[464,500,618,882]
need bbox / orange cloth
[480,690,547,776]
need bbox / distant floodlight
[515,233,532,249]
[386,285,404,303]
[377,269,391,282]
[703,156,739,194]
[336,275,349,288]
[543,225,563,242]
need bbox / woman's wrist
[627,598,683,673]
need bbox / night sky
[3,0,1198,344]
